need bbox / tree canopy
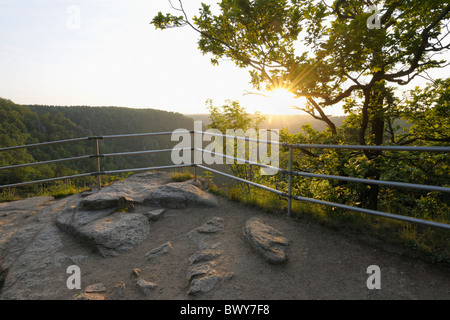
[152,0,450,143]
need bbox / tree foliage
[152,0,450,210]
[152,0,450,141]
[206,99,265,185]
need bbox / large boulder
[56,207,150,257]
[53,172,171,257]
[243,217,290,264]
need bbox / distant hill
[27,105,196,137]
[186,114,347,133]
[0,98,196,186]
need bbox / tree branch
[384,4,450,82]
[306,97,337,135]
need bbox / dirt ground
[51,194,450,300]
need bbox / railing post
[194,165,197,182]
[94,137,102,190]
[288,146,293,218]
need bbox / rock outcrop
[0,171,221,299]
[55,173,214,257]
[0,172,295,300]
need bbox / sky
[0,0,448,116]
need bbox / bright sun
[267,88,296,102]
[264,87,300,114]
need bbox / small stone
[225,272,234,280]
[84,283,106,293]
[187,262,216,281]
[196,217,224,233]
[188,275,219,295]
[110,282,126,297]
[118,196,135,212]
[145,209,166,221]
[188,249,221,265]
[132,268,141,278]
[136,279,157,295]
[116,283,126,297]
[144,241,173,260]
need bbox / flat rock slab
[78,195,134,211]
[196,217,224,233]
[56,206,150,257]
[0,196,54,214]
[77,213,150,257]
[0,225,67,299]
[78,171,171,208]
[188,275,219,295]
[56,206,116,230]
[243,217,290,264]
[136,279,157,295]
[143,181,218,209]
[188,249,222,265]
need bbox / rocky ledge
[0,171,290,299]
[55,172,218,257]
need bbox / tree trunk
[359,90,385,211]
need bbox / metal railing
[0,130,449,230]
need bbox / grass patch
[0,180,90,203]
[41,180,88,198]
[171,170,194,182]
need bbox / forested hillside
[0,98,195,187]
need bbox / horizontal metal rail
[2,131,448,153]
[0,172,95,189]
[196,148,282,173]
[0,155,93,171]
[288,144,450,152]
[197,164,286,196]
[102,131,193,140]
[199,130,283,146]
[290,170,450,193]
[0,131,191,153]
[289,194,450,230]
[102,147,193,158]
[0,137,90,152]
[102,164,194,175]
[0,164,195,189]
[198,130,450,152]
[0,130,448,231]
[197,164,450,230]
[197,147,450,193]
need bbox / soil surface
[1,173,450,300]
